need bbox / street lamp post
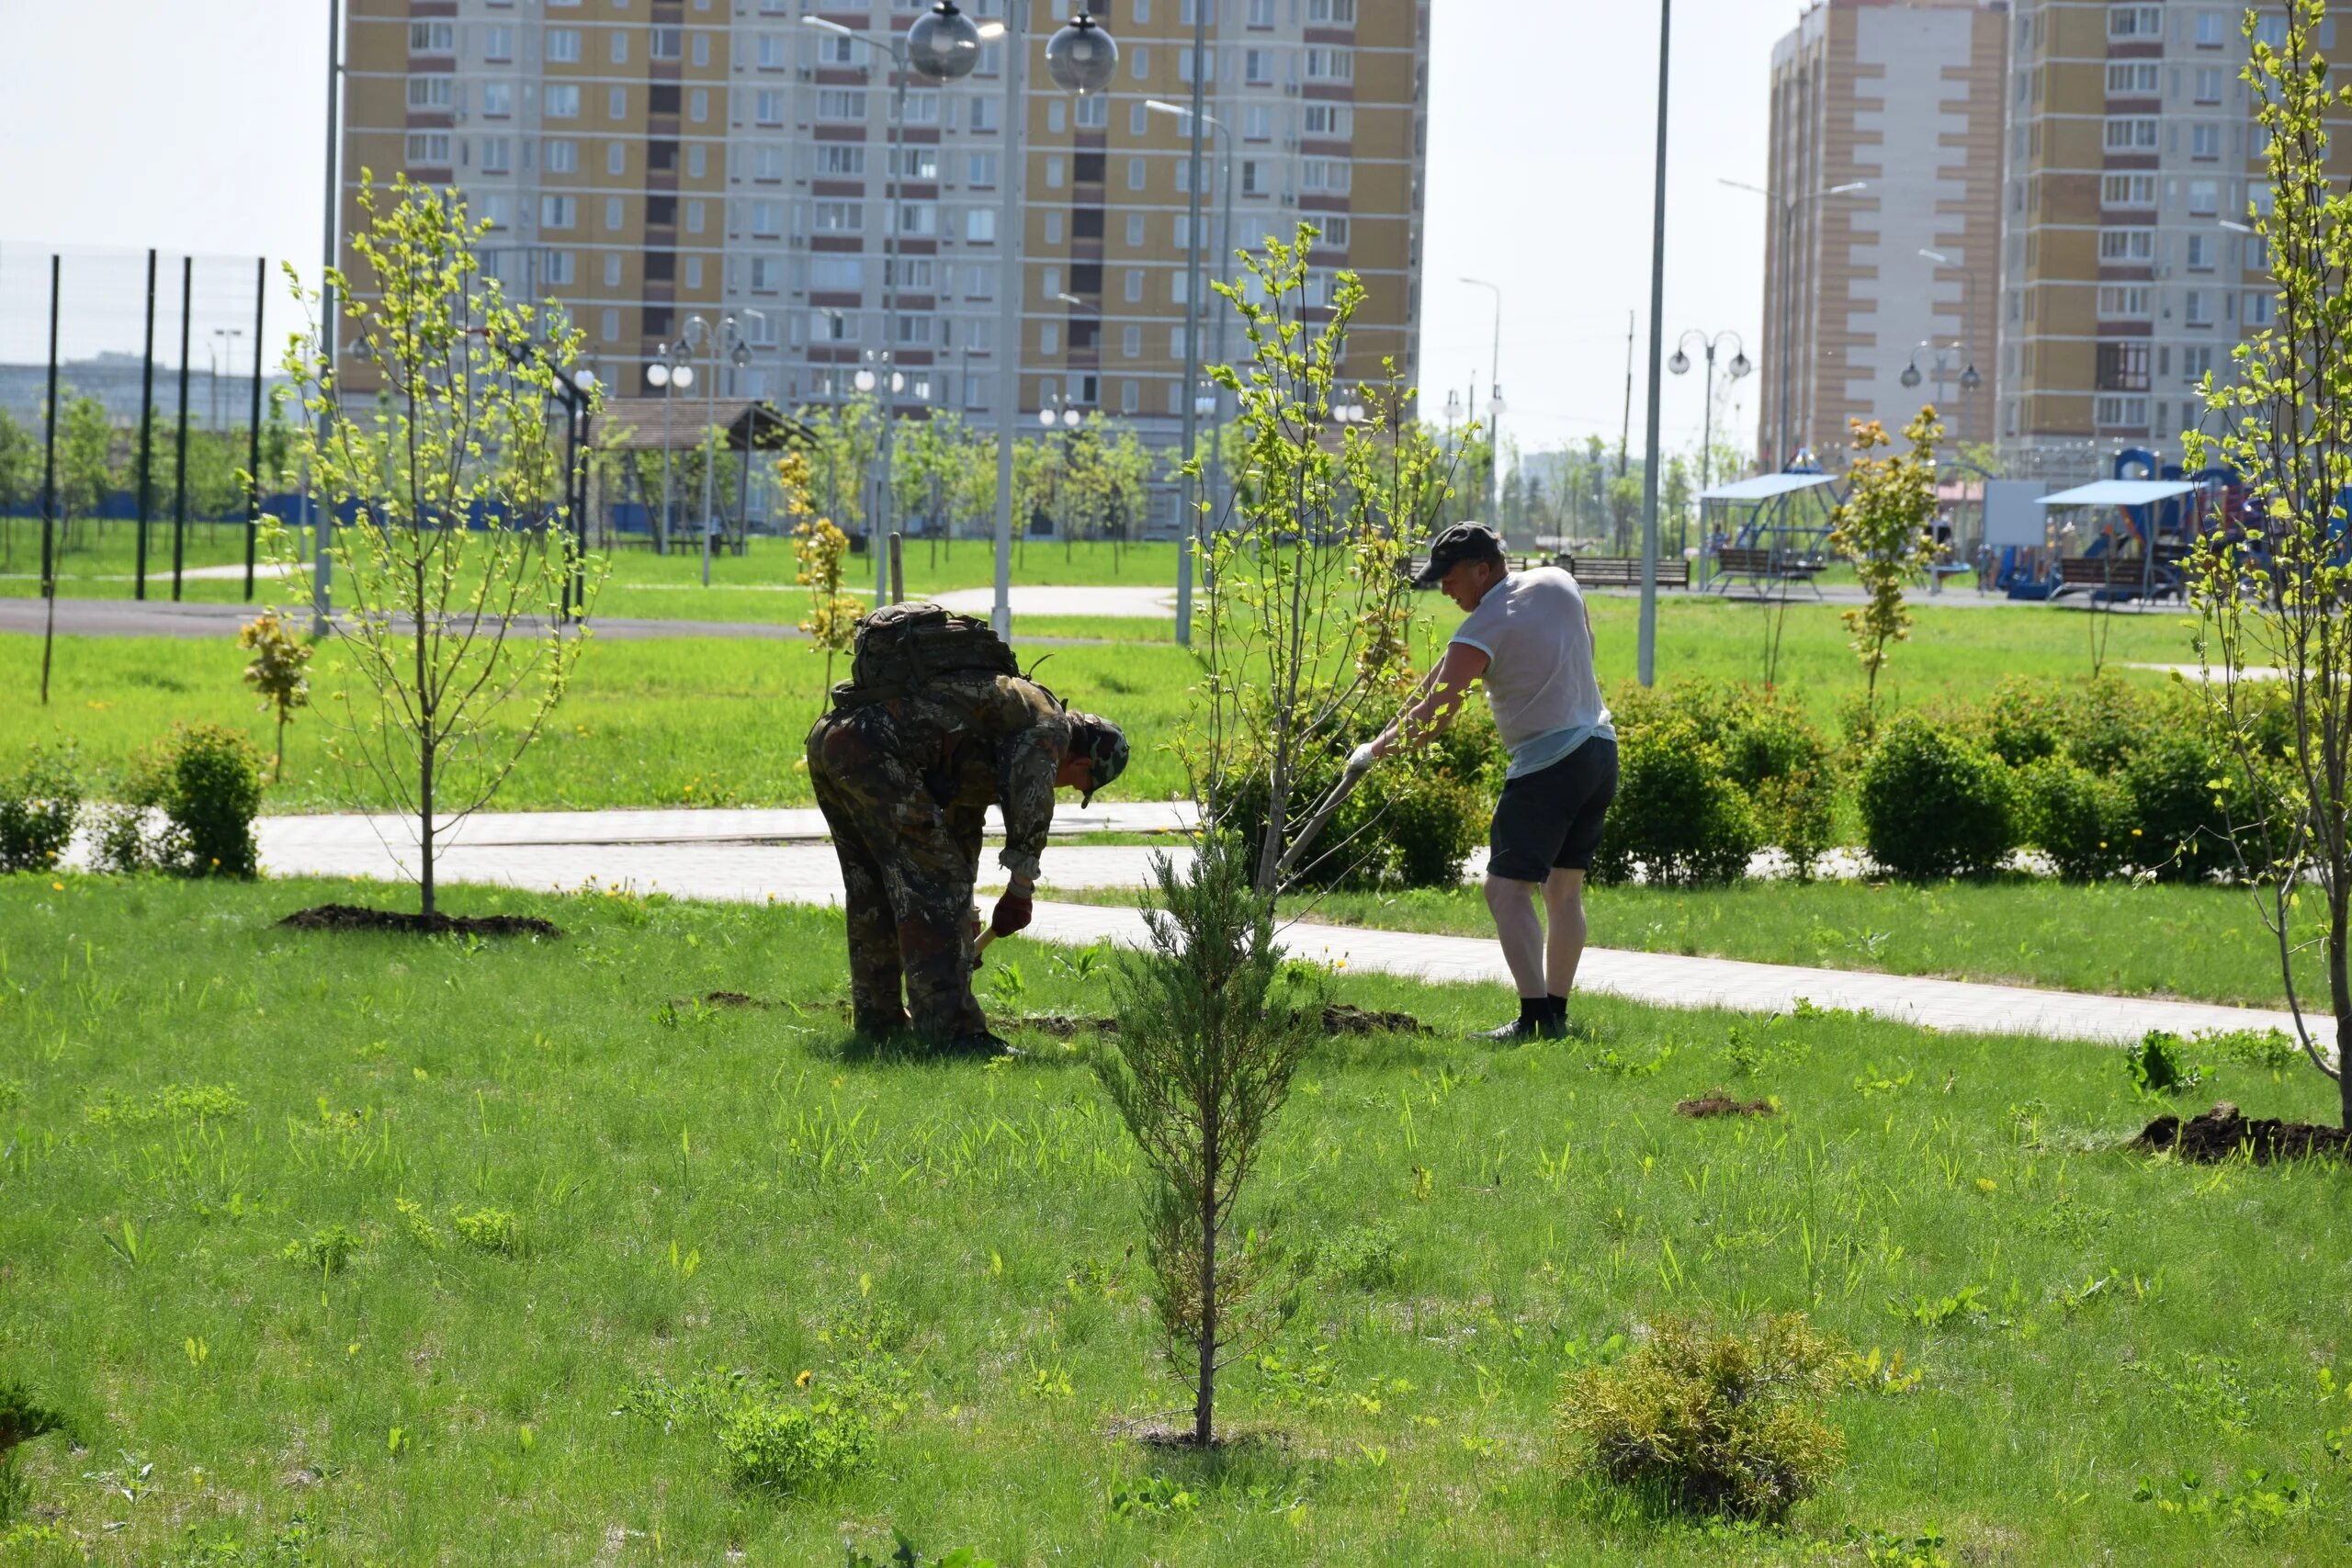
[1724,175,1868,471]
[1668,330,1751,570]
[1634,0,1671,687]
[1917,248,1984,446]
[683,311,762,587]
[1147,97,1232,646]
[1461,277,1504,525]
[644,341,691,557]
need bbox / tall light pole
[1724,175,1867,470]
[1462,277,1504,525]
[313,0,344,637]
[1668,328,1751,506]
[645,341,691,556]
[1917,247,1984,446]
[1636,1,1671,687]
[1148,97,1231,645]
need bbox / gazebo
[592,399,813,552]
[1694,472,1842,597]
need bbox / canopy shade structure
[594,398,812,453]
[2036,479,2199,508]
[1697,473,1841,503]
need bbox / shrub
[717,1395,874,1494]
[2018,759,2137,882]
[451,1206,521,1256]
[1857,716,2016,880]
[1978,675,2067,768]
[2124,729,2249,883]
[154,725,264,879]
[1556,1314,1847,1522]
[0,745,80,874]
[2060,676,2165,776]
[1592,716,1759,887]
[1225,713,1489,891]
[1720,699,1837,878]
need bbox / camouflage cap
[1069,713,1129,807]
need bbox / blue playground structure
[1997,448,2244,603]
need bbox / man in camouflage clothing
[807,668,1129,1054]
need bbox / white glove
[1349,742,1378,773]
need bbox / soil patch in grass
[1009,1003,1426,1039]
[1677,1090,1778,1119]
[277,903,563,940]
[2134,1100,2349,1163]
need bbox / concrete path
[932,585,1176,619]
[238,805,2324,1049]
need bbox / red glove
[990,892,1034,938]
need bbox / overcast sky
[0,0,1803,458]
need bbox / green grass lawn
[1233,878,2315,1012]
[2,874,2347,1564]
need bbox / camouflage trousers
[807,708,990,1041]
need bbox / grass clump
[450,1205,522,1256]
[618,1367,876,1496]
[81,1081,247,1129]
[1556,1313,1846,1523]
[0,1382,69,1529]
[280,1224,364,1277]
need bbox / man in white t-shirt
[1368,523,1617,1042]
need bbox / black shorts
[1487,737,1618,883]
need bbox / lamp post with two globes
[643,342,694,558]
[683,310,762,588]
[1667,330,1751,498]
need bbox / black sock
[1517,996,1546,1028]
[1545,994,1569,1021]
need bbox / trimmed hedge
[1857,716,2017,880]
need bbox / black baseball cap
[1410,521,1506,588]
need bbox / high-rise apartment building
[341,0,1427,513]
[1997,2,2346,474]
[1758,0,2008,467]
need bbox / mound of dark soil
[1677,1090,1777,1119]
[277,904,562,940]
[2134,1100,2350,1164]
[701,990,770,1008]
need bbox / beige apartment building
[340,0,1428,515]
[1998,2,2349,476]
[1758,0,2008,468]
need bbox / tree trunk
[2333,879,2351,1131]
[419,739,436,919]
[274,715,287,784]
[1194,1111,1219,1447]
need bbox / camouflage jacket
[844,673,1071,883]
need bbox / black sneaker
[1471,1017,1544,1044]
[940,1030,1019,1060]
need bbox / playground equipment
[1693,471,1841,598]
[2030,448,2243,604]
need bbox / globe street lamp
[684,311,763,588]
[644,343,693,557]
[1044,13,1117,95]
[907,1,982,81]
[1667,328,1750,503]
[1917,247,1984,444]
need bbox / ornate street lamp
[1045,13,1117,95]
[908,1,982,81]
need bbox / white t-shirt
[1448,567,1613,777]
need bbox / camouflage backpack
[848,601,1020,693]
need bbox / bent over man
[1369,523,1617,1043]
[806,604,1129,1055]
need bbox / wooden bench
[1709,547,1825,597]
[1559,555,1690,591]
[2057,554,2174,600]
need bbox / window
[2102,117,2159,152]
[2096,342,2149,391]
[2186,232,2214,269]
[817,33,855,64]
[1172,214,1194,247]
[484,24,514,61]
[814,200,861,231]
[1305,48,1353,82]
[2246,292,2275,327]
[2183,345,2216,381]
[2185,290,2211,325]
[810,256,861,290]
[1309,0,1357,18]
[1044,211,1063,243]
[750,199,782,236]
[1168,325,1190,358]
[605,197,623,230]
[1122,380,1139,414]
[612,29,628,63]
[1130,44,1148,79]
[1129,101,1148,134]
[965,264,996,299]
[1248,0,1274,24]
[2100,173,2156,208]
[409,19,454,51]
[1304,104,1352,138]
[544,251,574,285]
[750,256,780,292]
[2105,62,2159,96]
[758,33,786,69]
[2194,65,2226,102]
[545,138,577,173]
[1125,213,1145,246]
[898,315,933,346]
[1046,155,1065,188]
[2191,123,2222,159]
[687,144,706,178]
[890,146,939,180]
[601,308,620,341]
[2254,14,2289,49]
[476,193,510,229]
[546,28,581,62]
[1125,268,1143,302]
[967,209,997,243]
[1245,49,1273,84]
[1179,46,1214,83]
[819,89,866,119]
[819,144,865,175]
[604,253,622,287]
[692,32,709,66]
[1040,324,1058,355]
[1039,265,1060,300]
[405,131,451,164]
[1047,99,1066,134]
[888,257,934,290]
[482,82,513,117]
[2098,228,2154,263]
[2188,178,2220,215]
[481,137,513,174]
[1301,159,1350,195]
[2108,5,2162,39]
[685,198,705,234]
[1240,160,1263,197]
[1170,270,1189,305]
[755,90,785,125]
[898,202,937,236]
[2095,395,2150,427]
[1244,105,1272,141]
[407,75,454,110]
[1072,95,1108,131]
[608,85,628,118]
[904,93,942,127]
[2198,11,2228,46]
[684,255,703,289]
[751,143,786,182]
[541,195,577,229]
[608,141,628,175]
[651,26,682,60]
[1317,215,1351,248]
[970,96,999,132]
[544,84,580,118]
[2097,284,2152,318]
[968,151,998,186]
[689,88,708,123]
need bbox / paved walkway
[235,805,2324,1049]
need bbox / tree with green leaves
[53,390,116,555]
[2186,0,2352,1125]
[238,607,312,783]
[1828,406,1942,714]
[1098,225,1456,1448]
[783,450,858,704]
[274,172,601,919]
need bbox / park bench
[2055,553,2178,601]
[1709,546,1825,598]
[1559,555,1690,591]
